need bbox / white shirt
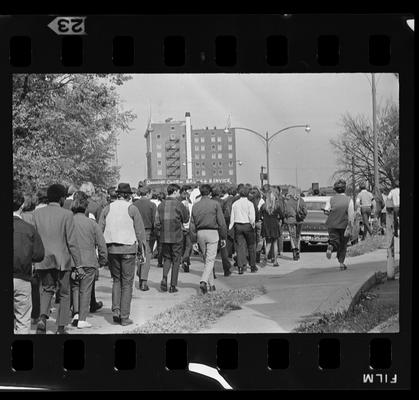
[150,199,161,207]
[189,188,201,204]
[387,188,400,207]
[13,212,22,219]
[229,197,255,230]
[257,198,265,210]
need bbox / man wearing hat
[324,179,355,270]
[99,183,147,326]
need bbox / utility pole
[260,166,265,188]
[352,155,356,205]
[372,73,379,195]
[265,131,270,184]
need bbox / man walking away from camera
[356,182,374,240]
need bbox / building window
[157,134,161,139]
[194,138,199,143]
[201,137,205,143]
[157,169,163,176]
[211,137,216,143]
[212,162,216,167]
[211,144,216,151]
[201,153,206,159]
[228,136,232,142]
[218,169,223,175]
[201,145,205,151]
[196,170,200,176]
[228,161,233,167]
[229,169,234,175]
[218,153,222,159]
[211,131,215,136]
[212,169,217,175]
[182,134,185,138]
[157,152,162,158]
[201,170,206,176]
[156,144,162,150]
[217,136,222,142]
[228,145,233,150]
[196,162,200,167]
[217,145,222,151]
[195,145,199,151]
[157,161,162,166]
[228,153,233,159]
[194,131,198,135]
[171,126,175,130]
[218,161,223,167]
[211,154,216,159]
[195,154,200,160]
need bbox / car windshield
[305,201,326,211]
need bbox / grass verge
[128,286,267,334]
[294,276,398,333]
[347,235,387,257]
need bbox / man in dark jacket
[14,187,45,334]
[132,186,157,291]
[190,184,227,293]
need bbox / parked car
[282,196,331,248]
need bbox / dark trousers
[137,230,152,281]
[328,228,349,264]
[31,270,40,320]
[90,279,97,308]
[182,231,192,265]
[161,241,183,287]
[219,242,232,272]
[108,253,136,320]
[393,206,399,235]
[234,223,256,268]
[361,206,373,239]
[37,269,71,327]
[225,218,234,258]
[71,267,96,321]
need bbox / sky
[115,73,398,189]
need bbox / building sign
[144,178,232,186]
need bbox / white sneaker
[77,320,92,329]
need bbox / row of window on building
[155,152,234,160]
[194,136,233,143]
[155,132,233,141]
[155,143,233,151]
[155,169,234,177]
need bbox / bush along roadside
[127,286,267,334]
[293,275,398,333]
[347,234,387,257]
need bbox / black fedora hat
[116,183,133,194]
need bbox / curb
[348,264,399,313]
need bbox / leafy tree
[13,74,136,193]
[330,102,399,193]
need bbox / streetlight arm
[268,125,310,143]
[231,127,267,142]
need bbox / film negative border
[0,14,414,390]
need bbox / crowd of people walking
[13,177,399,334]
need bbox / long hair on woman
[265,189,278,215]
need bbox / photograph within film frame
[1,14,413,390]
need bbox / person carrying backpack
[284,187,307,261]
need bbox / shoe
[292,249,298,261]
[113,316,121,324]
[339,264,347,271]
[160,278,168,292]
[77,320,92,329]
[90,301,103,313]
[182,262,190,272]
[71,313,79,327]
[157,264,163,268]
[273,262,279,267]
[55,329,68,335]
[199,281,208,294]
[209,285,216,292]
[31,317,40,325]
[296,250,300,260]
[326,245,333,260]
[140,281,150,291]
[120,318,133,326]
[238,267,244,275]
[169,286,178,293]
[36,318,46,334]
[224,269,232,277]
[250,266,258,273]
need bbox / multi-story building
[144,112,237,184]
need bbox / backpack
[296,198,307,222]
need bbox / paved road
[29,237,399,334]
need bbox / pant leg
[140,231,152,281]
[71,275,80,315]
[157,240,163,266]
[120,254,136,320]
[243,225,256,268]
[161,243,173,280]
[78,267,97,321]
[288,224,297,249]
[361,207,372,237]
[295,224,302,250]
[90,279,97,307]
[31,269,40,320]
[108,254,122,317]
[182,231,192,264]
[336,229,349,264]
[264,239,272,261]
[235,225,248,268]
[198,230,219,285]
[170,241,183,287]
[56,270,71,327]
[37,269,57,319]
[14,278,32,334]
[393,207,399,235]
[220,244,232,272]
[328,228,340,252]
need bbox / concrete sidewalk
[30,238,399,334]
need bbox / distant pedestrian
[155,184,189,293]
[33,184,82,334]
[324,179,355,270]
[249,187,264,264]
[14,187,45,334]
[229,185,257,274]
[99,183,147,326]
[222,185,237,259]
[387,179,400,237]
[21,193,37,225]
[180,185,193,272]
[356,182,374,240]
[190,184,227,293]
[70,191,108,329]
[284,188,307,261]
[132,186,157,290]
[63,184,78,210]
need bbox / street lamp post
[225,124,311,184]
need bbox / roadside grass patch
[128,286,267,334]
[347,235,387,257]
[294,278,398,333]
